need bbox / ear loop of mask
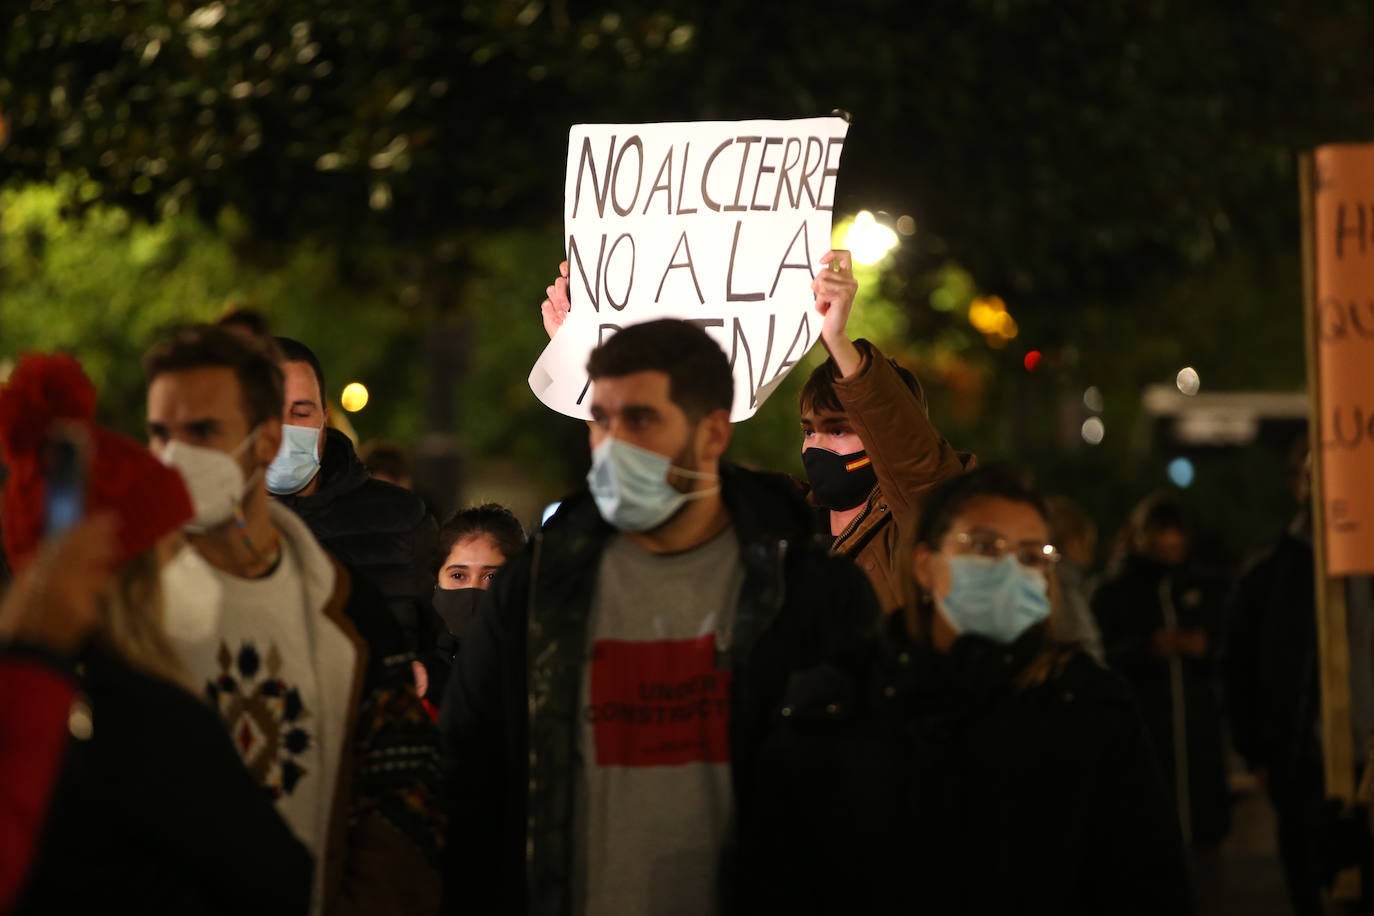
[231,428,280,568]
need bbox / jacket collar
[269,500,339,613]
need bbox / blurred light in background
[1081,417,1106,445]
[1176,366,1200,396]
[845,210,899,265]
[1168,457,1196,488]
[896,214,917,236]
[1023,350,1042,372]
[341,382,370,412]
[1083,386,1104,413]
[968,295,1019,347]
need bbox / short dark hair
[799,350,926,417]
[435,503,526,577]
[275,337,327,404]
[914,465,1047,548]
[143,325,284,427]
[217,306,272,340]
[359,440,410,480]
[1131,492,1188,537]
[586,319,732,420]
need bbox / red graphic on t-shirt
[587,635,732,767]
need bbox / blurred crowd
[0,252,1354,916]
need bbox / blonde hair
[96,549,193,691]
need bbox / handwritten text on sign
[528,118,849,422]
[1315,145,1374,575]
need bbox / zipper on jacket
[525,530,545,876]
[1160,575,1193,844]
[832,499,875,549]
[773,539,789,610]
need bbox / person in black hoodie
[438,319,879,916]
[1223,463,1323,916]
[268,337,438,653]
[747,466,1193,916]
[1091,493,1231,879]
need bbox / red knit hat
[0,353,194,571]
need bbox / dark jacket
[813,340,975,613]
[2,649,81,909]
[1092,555,1230,845]
[438,464,881,916]
[16,646,313,916]
[1222,524,1320,777]
[747,619,1194,916]
[277,428,438,651]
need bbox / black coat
[437,464,881,916]
[277,428,438,651]
[746,620,1195,916]
[1092,555,1231,845]
[1222,526,1320,777]
[17,647,312,915]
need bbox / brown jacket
[824,340,975,613]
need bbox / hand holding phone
[43,424,88,537]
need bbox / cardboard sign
[1314,144,1374,575]
[529,117,850,422]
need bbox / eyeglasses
[945,530,1060,572]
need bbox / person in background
[748,466,1193,915]
[416,503,525,705]
[0,352,311,915]
[359,440,414,491]
[270,337,438,654]
[540,251,974,614]
[144,326,442,915]
[1223,456,1322,916]
[1092,492,1229,912]
[218,306,273,343]
[439,319,879,915]
[1044,495,1105,663]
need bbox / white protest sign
[528,117,849,422]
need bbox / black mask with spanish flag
[802,448,878,511]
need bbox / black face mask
[803,448,878,511]
[432,587,483,642]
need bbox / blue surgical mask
[266,424,323,495]
[936,554,1050,645]
[586,437,718,532]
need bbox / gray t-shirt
[575,526,746,916]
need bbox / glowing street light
[340,382,370,412]
[844,211,899,265]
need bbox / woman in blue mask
[744,466,1194,916]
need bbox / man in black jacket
[1223,480,1322,916]
[438,319,879,916]
[270,337,438,652]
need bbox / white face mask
[159,426,261,533]
[266,424,323,495]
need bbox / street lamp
[844,211,900,265]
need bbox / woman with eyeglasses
[742,466,1193,916]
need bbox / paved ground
[1214,778,1293,916]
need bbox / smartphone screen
[44,435,86,536]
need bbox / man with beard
[543,250,975,614]
[438,318,880,916]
